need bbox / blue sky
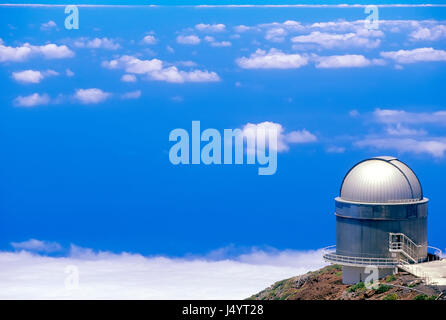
[1,2,446,269]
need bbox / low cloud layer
[0,244,327,299]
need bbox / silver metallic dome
[340,156,423,203]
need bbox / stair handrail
[389,233,422,263]
[427,246,442,258]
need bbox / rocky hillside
[247,265,445,300]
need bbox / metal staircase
[388,233,422,264]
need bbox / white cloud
[142,35,157,45]
[309,20,384,35]
[74,37,120,50]
[102,55,163,74]
[0,43,33,62]
[315,54,383,68]
[385,124,427,136]
[234,25,251,33]
[259,20,305,34]
[410,25,446,41]
[3,43,75,60]
[356,137,446,158]
[229,19,446,47]
[12,70,43,83]
[326,146,346,153]
[0,245,327,299]
[232,19,446,50]
[45,70,59,76]
[121,90,141,99]
[166,45,174,53]
[211,40,231,47]
[171,96,183,103]
[195,23,226,32]
[31,43,74,59]
[236,49,308,69]
[176,35,201,45]
[286,129,318,144]
[66,69,74,77]
[308,20,444,40]
[204,36,231,47]
[14,93,50,107]
[124,58,163,74]
[291,31,380,49]
[309,20,383,34]
[11,239,62,253]
[74,88,110,104]
[349,109,360,117]
[380,47,446,64]
[233,20,304,43]
[150,66,220,83]
[40,20,57,30]
[276,20,304,30]
[241,122,317,153]
[176,60,197,67]
[12,69,58,83]
[265,27,287,42]
[103,55,220,83]
[234,19,387,46]
[121,74,137,82]
[351,108,446,157]
[373,108,446,125]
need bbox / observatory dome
[340,156,423,203]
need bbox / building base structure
[342,266,395,285]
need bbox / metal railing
[323,235,443,285]
[322,246,400,267]
[427,246,442,259]
[389,233,422,263]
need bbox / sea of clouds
[0,240,328,299]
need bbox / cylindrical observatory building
[324,156,428,284]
